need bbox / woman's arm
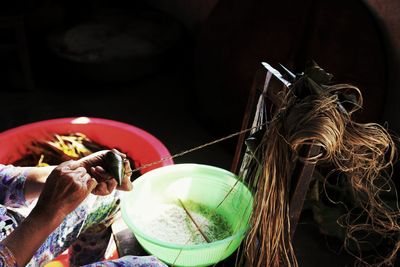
[2,206,64,267]
[23,166,55,202]
[2,161,97,267]
[0,150,133,266]
[23,150,133,202]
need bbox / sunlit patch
[71,117,90,124]
[44,261,65,267]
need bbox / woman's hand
[34,160,98,220]
[2,161,98,267]
[77,149,133,195]
[23,149,133,202]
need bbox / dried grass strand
[244,84,399,266]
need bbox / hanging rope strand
[126,123,266,174]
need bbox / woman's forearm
[24,166,56,202]
[2,208,63,267]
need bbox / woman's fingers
[105,179,118,192]
[92,182,110,196]
[36,160,97,218]
[117,157,133,191]
[86,177,98,192]
[78,149,133,194]
[118,177,133,191]
[90,166,118,195]
[91,159,132,192]
[90,166,108,181]
[123,158,132,178]
[75,167,88,175]
[111,148,126,159]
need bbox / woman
[0,149,166,267]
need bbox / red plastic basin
[0,117,173,172]
[0,117,172,266]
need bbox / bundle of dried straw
[242,68,399,267]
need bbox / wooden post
[232,62,319,239]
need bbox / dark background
[1,0,399,266]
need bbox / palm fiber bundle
[244,71,399,267]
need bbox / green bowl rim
[121,163,253,250]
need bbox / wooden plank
[289,144,320,238]
[230,66,268,174]
[232,63,320,240]
[111,214,147,257]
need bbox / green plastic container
[121,164,253,267]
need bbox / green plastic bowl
[121,164,253,267]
